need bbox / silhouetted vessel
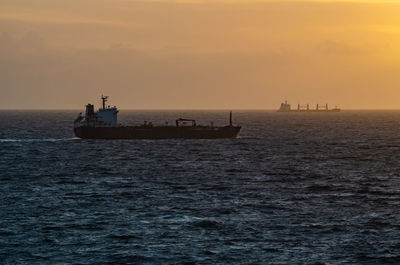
[278,101,341,112]
[74,96,241,139]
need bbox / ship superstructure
[75,96,119,128]
[74,96,241,139]
[278,101,341,112]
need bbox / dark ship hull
[74,125,241,139]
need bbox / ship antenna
[230,111,233,126]
[101,95,108,110]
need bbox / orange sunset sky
[1,0,400,109]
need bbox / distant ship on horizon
[278,101,341,112]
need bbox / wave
[0,138,78,142]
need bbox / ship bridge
[74,95,119,127]
[97,96,118,126]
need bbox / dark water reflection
[1,110,400,264]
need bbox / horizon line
[1,108,400,111]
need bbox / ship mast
[101,95,108,110]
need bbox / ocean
[1,110,400,264]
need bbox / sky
[1,0,400,109]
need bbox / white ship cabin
[75,96,119,127]
[96,96,118,126]
[279,100,291,111]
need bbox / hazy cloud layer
[1,0,400,109]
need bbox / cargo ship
[278,101,341,112]
[74,96,241,139]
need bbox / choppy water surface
[1,110,400,264]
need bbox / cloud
[0,31,300,109]
[0,15,132,29]
[122,0,400,2]
[0,31,46,54]
[1,0,400,108]
[317,40,368,55]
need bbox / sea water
[1,110,400,264]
